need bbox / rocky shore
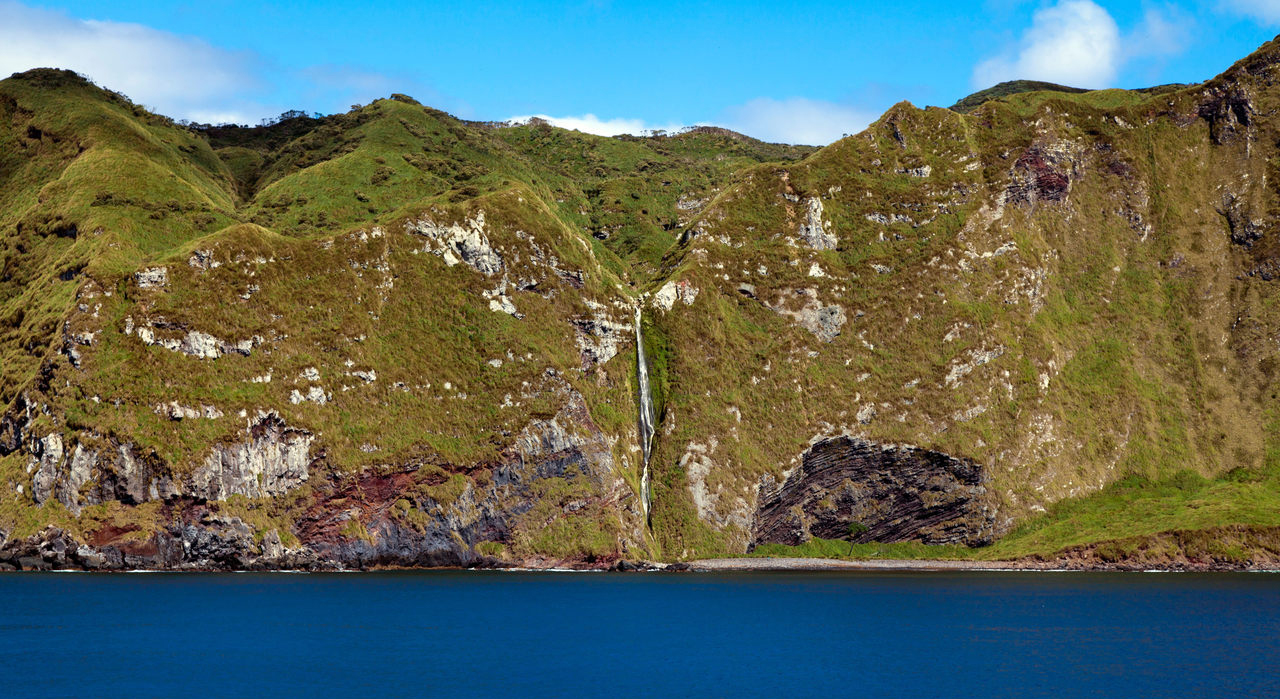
[3,525,1275,573]
[687,557,1280,572]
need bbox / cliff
[2,37,1280,570]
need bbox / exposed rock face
[128,317,261,359]
[1246,258,1280,281]
[297,468,506,569]
[289,386,330,405]
[61,319,95,368]
[102,444,170,504]
[0,527,87,571]
[0,518,322,571]
[1221,194,1265,247]
[1198,83,1255,145]
[1,384,627,570]
[27,431,175,512]
[751,436,999,548]
[406,210,504,276]
[766,288,846,342]
[29,434,129,516]
[134,266,168,289]
[155,401,224,420]
[651,279,699,311]
[29,433,64,506]
[188,411,314,500]
[188,249,219,270]
[571,314,628,368]
[681,440,752,535]
[0,387,627,572]
[798,197,836,250]
[1007,143,1077,204]
[514,390,616,482]
[0,394,31,455]
[178,515,257,568]
[292,390,621,569]
[944,346,1005,387]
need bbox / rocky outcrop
[187,249,220,270]
[134,266,168,289]
[299,467,508,569]
[0,516,323,571]
[0,383,625,571]
[11,402,260,516]
[23,415,309,515]
[126,316,262,359]
[944,346,1005,387]
[293,391,621,569]
[798,197,836,250]
[514,390,616,480]
[1220,193,1265,247]
[61,318,95,368]
[766,288,846,342]
[0,527,95,570]
[0,393,31,455]
[1007,143,1077,205]
[29,432,64,506]
[25,431,175,513]
[682,439,752,534]
[652,279,699,311]
[1198,83,1255,146]
[751,436,999,548]
[100,444,171,504]
[406,210,504,276]
[571,314,628,368]
[188,411,314,500]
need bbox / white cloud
[716,97,875,145]
[973,0,1121,89]
[0,1,270,121]
[1222,0,1280,24]
[505,113,687,137]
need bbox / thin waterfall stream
[634,305,655,522]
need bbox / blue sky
[1,0,1278,143]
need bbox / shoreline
[686,556,1280,573]
[685,557,1016,572]
[4,556,1277,574]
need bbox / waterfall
[634,305,655,521]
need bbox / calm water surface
[1,570,1277,698]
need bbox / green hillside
[1,37,1279,570]
[950,79,1188,114]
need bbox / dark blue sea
[1,570,1277,698]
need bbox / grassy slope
[0,76,650,559]
[0,74,812,560]
[0,69,240,407]
[950,79,1187,113]
[645,42,1280,560]
[2,37,1279,566]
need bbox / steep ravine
[635,305,656,524]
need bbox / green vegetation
[950,79,1188,114]
[950,80,1091,113]
[3,35,1280,568]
